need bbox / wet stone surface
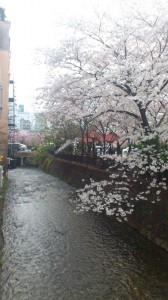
[1,167,168,300]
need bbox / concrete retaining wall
[41,156,112,187]
[40,155,168,252]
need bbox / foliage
[36,0,168,222]
[33,143,55,165]
[14,130,46,147]
[54,120,81,150]
[43,134,56,146]
[74,149,168,222]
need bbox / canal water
[0,168,168,300]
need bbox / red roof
[105,132,119,142]
[83,131,102,143]
[83,131,119,143]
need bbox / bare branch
[159,79,168,92]
[84,108,140,123]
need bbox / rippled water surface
[1,168,168,300]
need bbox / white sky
[0,0,162,112]
[1,0,93,111]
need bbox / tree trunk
[138,105,151,134]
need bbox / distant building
[34,112,51,132]
[15,108,35,132]
[18,104,24,113]
[14,107,50,133]
[8,101,15,127]
[0,12,10,165]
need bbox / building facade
[0,16,10,166]
[15,104,35,132]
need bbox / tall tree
[36,0,168,221]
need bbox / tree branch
[159,79,168,92]
[84,108,140,122]
[113,82,136,96]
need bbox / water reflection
[1,168,168,300]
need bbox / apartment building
[0,10,10,166]
[15,104,35,132]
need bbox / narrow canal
[1,168,168,300]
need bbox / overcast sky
[1,0,93,111]
[0,0,162,112]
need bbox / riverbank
[40,155,168,252]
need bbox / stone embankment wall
[41,156,112,187]
[40,155,168,252]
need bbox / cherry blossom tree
[39,1,168,139]
[37,0,168,221]
[14,131,46,147]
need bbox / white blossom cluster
[36,1,168,222]
[73,144,167,222]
